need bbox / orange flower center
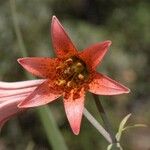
[55,56,89,89]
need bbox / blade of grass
[37,106,68,150]
[10,0,27,57]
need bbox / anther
[56,79,66,86]
[76,62,82,67]
[65,58,73,64]
[78,74,84,80]
[64,67,71,74]
[56,66,62,70]
[67,81,72,87]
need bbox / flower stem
[92,94,117,144]
[83,108,112,143]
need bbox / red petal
[63,88,85,135]
[51,16,77,57]
[89,72,130,95]
[18,80,62,108]
[79,41,111,69]
[18,57,59,78]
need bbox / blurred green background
[0,0,150,149]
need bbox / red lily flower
[1,16,130,135]
[0,79,44,127]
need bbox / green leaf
[123,124,147,131]
[116,114,147,142]
[116,114,131,141]
[118,114,131,132]
[107,144,113,150]
[107,143,123,150]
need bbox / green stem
[92,94,117,144]
[37,106,68,150]
[10,0,27,57]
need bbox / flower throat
[55,56,89,88]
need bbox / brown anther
[78,74,84,80]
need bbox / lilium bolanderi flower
[0,16,130,135]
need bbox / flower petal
[63,88,85,135]
[0,87,36,98]
[0,79,44,90]
[0,80,41,127]
[0,93,30,103]
[18,57,59,78]
[0,94,28,128]
[18,80,62,108]
[79,41,111,69]
[0,80,44,98]
[51,16,77,57]
[89,72,130,95]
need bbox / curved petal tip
[105,40,112,47]
[72,126,80,135]
[17,58,24,64]
[17,58,29,66]
[124,87,131,93]
[52,15,57,20]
